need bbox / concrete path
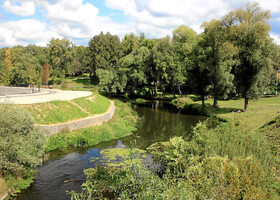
[0,86,92,104]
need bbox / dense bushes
[0,104,46,176]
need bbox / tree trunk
[202,95,205,107]
[172,87,176,98]
[244,97,249,111]
[154,82,158,96]
[178,85,183,97]
[213,95,218,108]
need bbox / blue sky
[0,0,279,47]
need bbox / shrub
[0,104,46,176]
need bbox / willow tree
[222,3,272,111]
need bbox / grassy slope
[73,93,110,114]
[17,93,110,125]
[45,100,138,152]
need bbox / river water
[17,101,207,200]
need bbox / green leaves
[0,105,46,176]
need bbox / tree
[150,37,173,96]
[2,49,13,86]
[48,38,74,78]
[119,46,150,94]
[42,63,50,85]
[172,25,198,97]
[88,32,122,83]
[189,42,211,107]
[122,33,139,56]
[200,20,237,108]
[222,3,272,110]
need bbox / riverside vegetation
[70,96,280,200]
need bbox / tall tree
[222,2,272,110]
[172,25,198,97]
[200,19,237,108]
[189,41,211,107]
[48,38,74,78]
[151,37,173,96]
[119,46,150,94]
[88,32,122,84]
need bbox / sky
[0,0,280,47]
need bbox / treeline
[0,3,280,110]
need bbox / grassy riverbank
[45,100,138,152]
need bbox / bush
[0,104,46,176]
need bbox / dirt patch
[86,95,96,102]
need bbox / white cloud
[0,19,61,47]
[105,0,230,37]
[271,33,280,45]
[3,0,35,16]
[1,0,280,46]
[256,0,280,13]
[42,0,136,39]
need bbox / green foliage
[200,19,237,108]
[222,2,273,110]
[45,100,138,152]
[88,32,122,80]
[48,38,74,77]
[134,98,146,103]
[0,104,46,176]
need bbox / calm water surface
[17,101,207,200]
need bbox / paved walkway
[0,86,92,104]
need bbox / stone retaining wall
[36,100,115,135]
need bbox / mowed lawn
[177,96,280,130]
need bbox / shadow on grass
[183,103,242,117]
[75,78,92,85]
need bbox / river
[17,101,207,200]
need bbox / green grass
[45,100,138,152]
[73,93,110,114]
[19,101,89,124]
[175,96,280,130]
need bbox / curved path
[0,86,92,104]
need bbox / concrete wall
[36,101,115,135]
